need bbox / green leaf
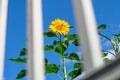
[102,53,108,57]
[66,34,78,41]
[61,40,69,50]
[54,40,69,52]
[9,58,26,63]
[44,31,56,37]
[64,40,69,47]
[98,24,106,29]
[74,63,82,69]
[64,53,69,58]
[55,45,63,56]
[114,34,120,36]
[20,48,27,56]
[62,43,67,50]
[44,45,54,51]
[68,52,80,61]
[58,66,64,72]
[45,58,48,65]
[53,40,57,45]
[115,36,120,42]
[102,50,108,57]
[54,41,61,45]
[103,58,111,63]
[46,64,59,74]
[111,40,118,53]
[72,39,79,46]
[16,69,26,79]
[114,34,120,42]
[68,69,82,79]
[70,26,74,28]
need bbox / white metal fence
[0,0,119,80]
[0,0,8,80]
[27,0,44,80]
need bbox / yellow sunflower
[49,19,70,35]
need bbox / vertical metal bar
[73,0,104,74]
[0,0,8,80]
[27,0,45,80]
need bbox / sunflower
[49,19,70,35]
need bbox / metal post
[27,0,45,80]
[0,0,8,80]
[73,0,104,74]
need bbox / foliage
[9,22,120,80]
[43,29,82,80]
[98,24,120,60]
[16,69,26,79]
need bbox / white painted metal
[84,57,120,80]
[0,0,8,80]
[96,63,120,80]
[0,0,117,80]
[72,0,104,74]
[27,0,45,80]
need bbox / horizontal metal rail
[84,57,120,80]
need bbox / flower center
[56,25,63,30]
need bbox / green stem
[102,50,116,57]
[59,34,67,80]
[99,32,117,54]
[60,34,62,42]
[99,32,111,41]
[62,56,67,80]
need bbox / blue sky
[4,0,120,80]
